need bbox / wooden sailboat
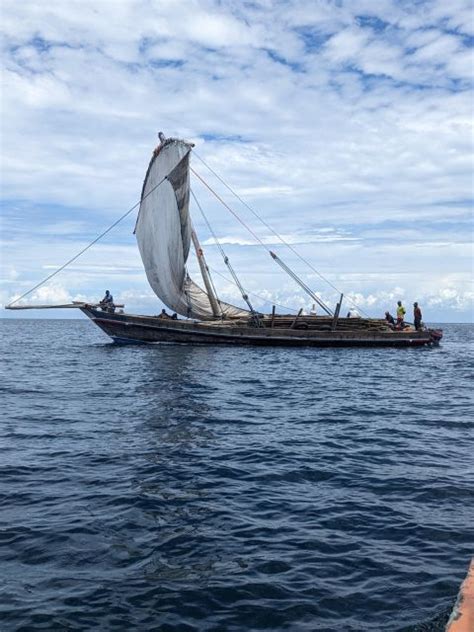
[6,134,443,347]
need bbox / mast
[191,228,221,318]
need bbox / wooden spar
[5,302,124,310]
[331,293,343,331]
[270,305,276,328]
[268,251,333,316]
[290,308,304,329]
[6,304,83,310]
[191,228,221,318]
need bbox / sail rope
[190,166,333,315]
[190,190,228,269]
[190,189,258,319]
[193,152,370,318]
[7,174,169,307]
[191,188,300,315]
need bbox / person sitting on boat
[396,301,406,327]
[171,313,178,320]
[99,290,115,313]
[158,308,171,319]
[413,302,423,330]
[385,311,395,326]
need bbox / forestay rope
[7,174,169,308]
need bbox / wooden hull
[81,308,442,348]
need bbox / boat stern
[428,328,443,344]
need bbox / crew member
[413,302,422,330]
[385,311,395,325]
[99,290,115,313]
[158,308,171,319]
[396,301,406,327]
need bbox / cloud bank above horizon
[1,0,473,321]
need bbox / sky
[1,0,473,322]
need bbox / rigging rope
[188,243,299,314]
[193,151,370,318]
[191,166,333,315]
[190,188,258,318]
[191,189,227,262]
[7,174,169,307]
[190,189,299,314]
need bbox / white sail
[135,137,248,320]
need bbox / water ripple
[0,320,472,631]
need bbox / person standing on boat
[99,290,115,313]
[413,302,422,330]
[396,301,406,327]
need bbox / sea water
[0,319,473,631]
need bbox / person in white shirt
[346,308,360,318]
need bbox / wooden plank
[331,294,343,331]
[290,308,304,329]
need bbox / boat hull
[81,308,442,347]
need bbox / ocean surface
[0,319,472,631]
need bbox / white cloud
[1,0,472,322]
[11,283,72,306]
[201,229,357,247]
[323,26,370,64]
[411,33,461,63]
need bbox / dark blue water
[1,319,472,631]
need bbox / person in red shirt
[413,302,422,330]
